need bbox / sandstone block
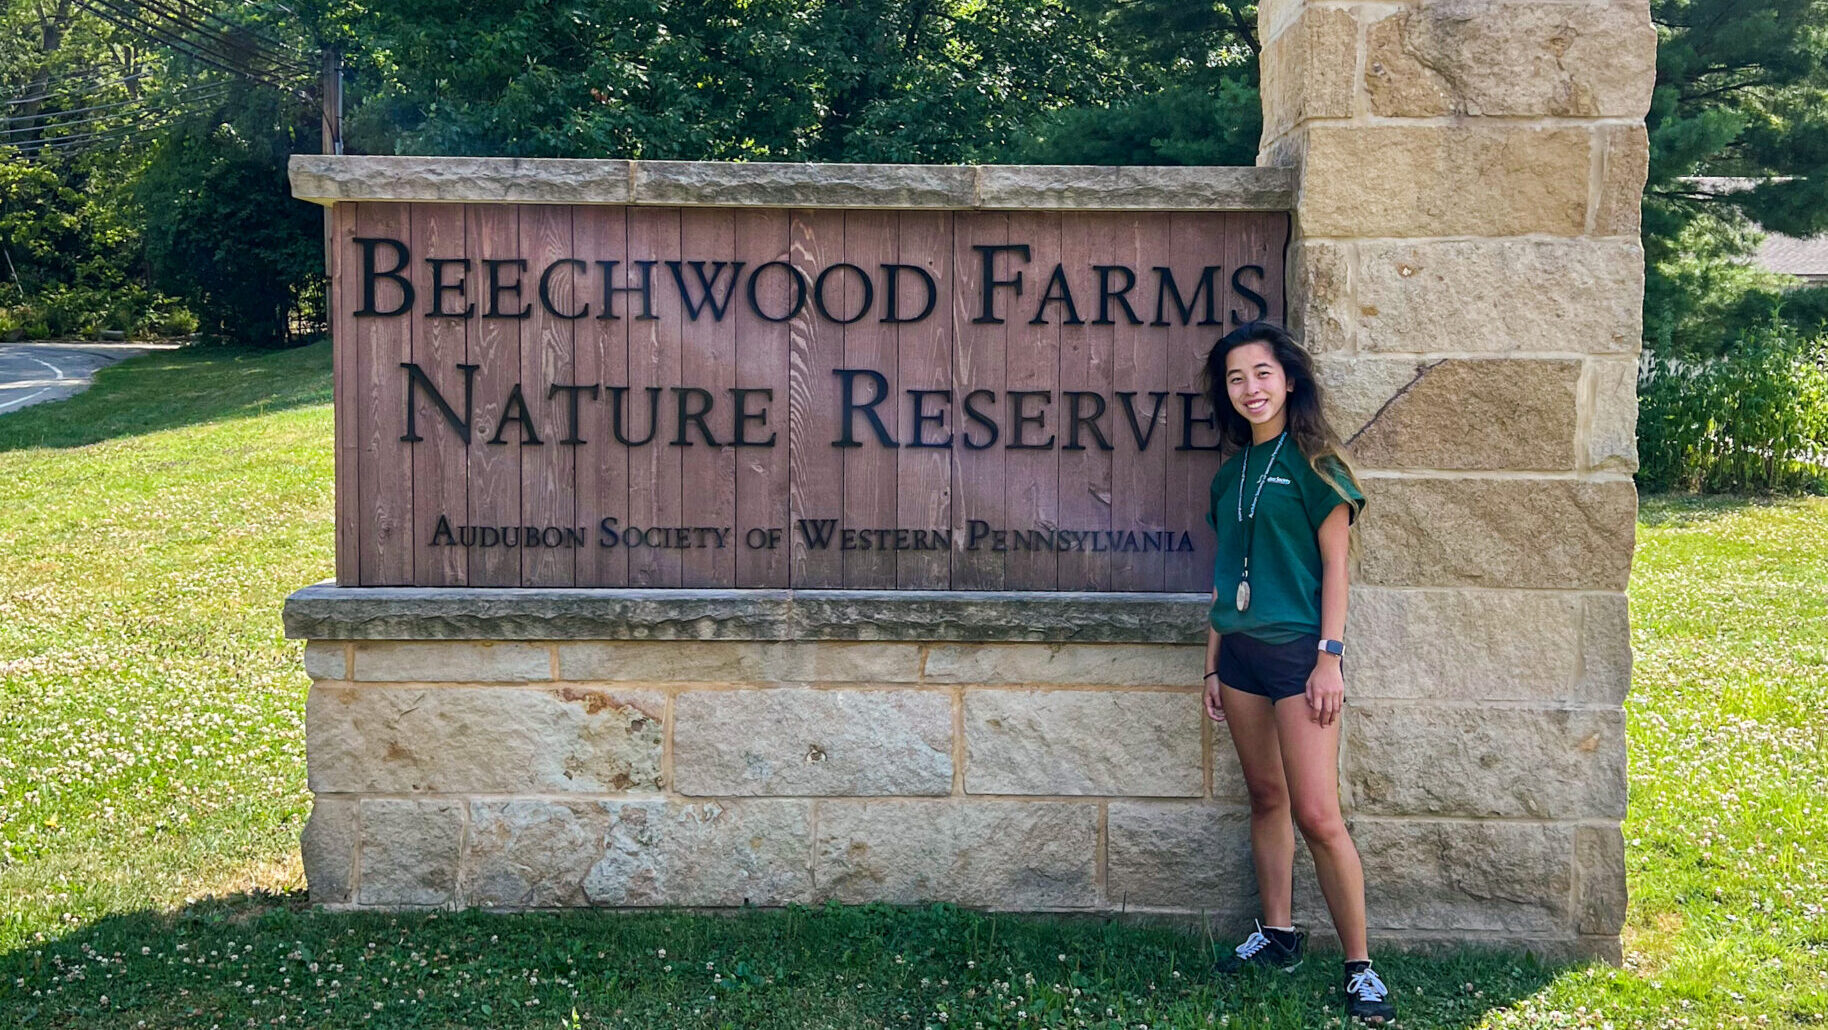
[1356,478,1637,591]
[358,799,462,907]
[582,800,813,907]
[1348,359,1580,470]
[307,685,663,794]
[1583,357,1642,473]
[1345,588,1602,703]
[975,166,1295,211]
[673,688,952,796]
[350,641,550,682]
[1581,594,1634,707]
[1288,241,1355,354]
[1575,823,1628,935]
[1356,818,1572,934]
[1106,803,1253,910]
[1345,705,1626,820]
[300,796,357,904]
[1576,934,1624,966]
[290,155,633,205]
[557,640,924,683]
[1315,355,1426,438]
[923,643,1203,686]
[1208,730,1252,803]
[463,800,611,908]
[1354,239,1644,355]
[1261,6,1358,142]
[1257,0,1306,52]
[634,160,973,209]
[1596,124,1649,237]
[1299,125,1592,238]
[964,690,1202,796]
[1365,4,1655,119]
[284,585,1215,645]
[303,641,347,681]
[815,801,1099,908]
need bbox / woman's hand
[1305,655,1344,726]
[1204,675,1227,723]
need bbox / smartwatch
[1317,638,1345,657]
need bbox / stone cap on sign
[282,583,1211,643]
[288,156,1296,212]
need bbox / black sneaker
[1216,920,1305,973]
[1343,962,1396,1024]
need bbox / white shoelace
[1346,966,1389,1001]
[1234,928,1271,960]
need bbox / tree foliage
[1646,0,1828,356]
[339,0,1261,166]
[135,91,324,348]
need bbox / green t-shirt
[1205,437,1365,644]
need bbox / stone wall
[288,586,1628,959]
[1257,0,1652,961]
[287,0,1651,962]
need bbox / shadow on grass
[1637,491,1828,529]
[0,341,331,453]
[0,892,1571,1029]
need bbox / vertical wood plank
[1239,212,1288,327]
[408,203,470,586]
[894,210,954,589]
[788,209,846,588]
[574,204,631,587]
[950,212,1008,591]
[354,202,414,584]
[1002,211,1061,591]
[733,209,792,587]
[1164,212,1229,592]
[1108,213,1168,591]
[839,210,898,588]
[465,203,522,587]
[331,202,360,585]
[678,208,739,587]
[518,204,577,586]
[1056,212,1113,592]
[626,207,684,587]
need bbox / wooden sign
[331,203,1287,591]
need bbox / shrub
[1638,330,1828,494]
[0,282,194,341]
[135,93,324,349]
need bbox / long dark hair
[1201,321,1360,508]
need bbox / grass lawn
[0,343,1824,1028]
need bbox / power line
[81,0,301,82]
[74,0,312,97]
[148,0,309,63]
[0,90,234,144]
[0,82,229,129]
[3,70,151,106]
[133,0,311,74]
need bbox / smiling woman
[1194,322,1392,1023]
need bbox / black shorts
[1216,632,1330,703]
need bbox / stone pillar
[1259,0,1652,961]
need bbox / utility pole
[320,48,341,341]
[320,47,342,156]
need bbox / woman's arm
[1204,589,1225,722]
[1306,504,1352,725]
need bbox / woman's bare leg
[1221,684,1295,926]
[1274,701,1369,961]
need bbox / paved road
[0,343,157,416]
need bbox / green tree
[135,90,324,348]
[1645,0,1828,355]
[343,0,1122,164]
